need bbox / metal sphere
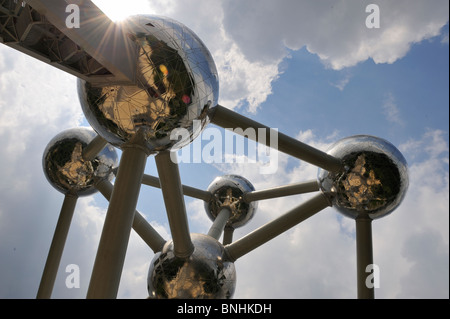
[78,15,219,153]
[43,128,118,196]
[205,175,257,229]
[147,233,236,299]
[318,135,409,220]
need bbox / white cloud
[220,0,449,69]
[0,45,87,298]
[331,74,351,91]
[441,31,449,44]
[137,0,448,112]
[383,92,404,126]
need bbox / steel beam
[243,180,319,203]
[225,193,330,261]
[209,105,342,173]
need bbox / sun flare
[92,0,153,22]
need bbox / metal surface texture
[205,175,257,229]
[42,127,118,196]
[317,135,409,220]
[148,233,236,299]
[78,14,219,152]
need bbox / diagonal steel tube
[243,180,320,203]
[209,105,342,173]
[95,179,166,253]
[207,208,231,240]
[155,151,194,258]
[142,174,212,202]
[36,193,78,299]
[82,135,108,162]
[225,193,330,262]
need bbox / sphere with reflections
[148,233,236,299]
[318,135,408,220]
[205,175,257,229]
[78,15,219,153]
[43,128,118,196]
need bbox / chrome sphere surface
[318,135,408,220]
[148,233,236,299]
[78,15,219,153]
[43,128,118,196]
[205,175,257,229]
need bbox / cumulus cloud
[134,0,449,113]
[372,130,449,298]
[221,0,448,69]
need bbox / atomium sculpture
[0,1,409,299]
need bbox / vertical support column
[94,178,166,253]
[87,145,148,299]
[36,194,78,299]
[356,217,375,299]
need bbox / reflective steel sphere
[148,233,236,299]
[43,128,118,196]
[78,15,219,153]
[205,175,257,229]
[318,135,408,220]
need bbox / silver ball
[318,135,409,220]
[205,175,257,229]
[42,128,118,196]
[148,233,236,299]
[78,15,219,153]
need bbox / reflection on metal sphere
[43,128,118,197]
[318,135,408,220]
[205,175,257,229]
[78,15,219,153]
[147,233,236,299]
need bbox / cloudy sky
[0,0,448,299]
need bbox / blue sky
[0,0,448,299]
